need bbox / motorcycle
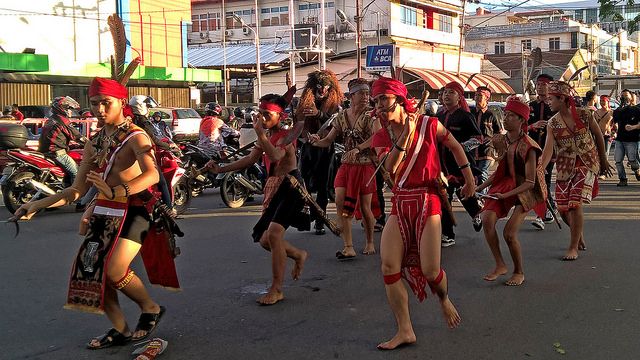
[156,147,191,215]
[180,143,228,198]
[1,147,83,214]
[219,141,266,208]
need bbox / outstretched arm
[309,127,339,148]
[207,147,262,173]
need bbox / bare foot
[376,331,416,350]
[483,266,508,281]
[362,243,376,255]
[504,273,525,286]
[440,297,461,329]
[291,250,308,280]
[257,289,284,305]
[562,249,579,261]
[578,239,587,251]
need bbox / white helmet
[129,95,149,116]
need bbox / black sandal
[132,306,166,341]
[86,328,132,350]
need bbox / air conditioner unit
[242,27,251,36]
[225,29,234,36]
[199,32,209,39]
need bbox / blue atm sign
[366,45,394,72]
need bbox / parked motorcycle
[1,147,83,214]
[156,147,190,215]
[219,142,266,208]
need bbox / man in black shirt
[470,86,503,188]
[612,89,640,186]
[527,74,556,229]
[438,82,483,247]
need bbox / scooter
[156,147,190,215]
[0,147,83,214]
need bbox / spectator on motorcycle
[38,96,87,187]
[1,105,14,119]
[129,95,177,212]
[129,95,178,152]
[11,104,24,121]
[150,111,173,140]
[198,102,240,158]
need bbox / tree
[599,0,640,33]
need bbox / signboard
[366,44,394,72]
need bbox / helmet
[424,100,439,116]
[233,107,245,118]
[204,102,222,116]
[129,95,150,116]
[81,111,92,118]
[51,96,80,117]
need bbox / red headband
[505,98,530,126]
[259,101,284,114]
[600,95,610,102]
[371,77,416,113]
[445,81,470,112]
[88,77,128,99]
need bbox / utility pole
[222,0,228,106]
[255,0,262,100]
[320,0,326,69]
[289,0,296,88]
[456,0,467,76]
[356,0,362,78]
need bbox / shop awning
[0,52,49,72]
[404,68,514,94]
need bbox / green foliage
[599,0,639,33]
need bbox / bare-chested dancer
[370,77,474,350]
[207,93,309,305]
[476,96,547,286]
[13,78,173,349]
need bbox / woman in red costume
[371,77,475,350]
[540,81,612,260]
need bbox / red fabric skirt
[334,163,380,219]
[555,160,599,212]
[390,188,441,302]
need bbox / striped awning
[404,68,514,95]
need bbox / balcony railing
[466,20,571,40]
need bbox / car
[150,107,201,142]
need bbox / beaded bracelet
[393,142,406,152]
[122,183,131,197]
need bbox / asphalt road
[1,177,639,360]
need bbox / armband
[393,143,406,152]
[458,163,471,170]
[525,178,535,184]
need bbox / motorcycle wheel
[172,177,191,215]
[2,171,38,215]
[220,171,249,208]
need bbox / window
[198,14,208,31]
[495,41,505,54]
[271,7,280,12]
[549,37,560,50]
[191,15,199,32]
[400,5,417,26]
[299,4,308,10]
[280,6,288,12]
[327,2,335,7]
[521,39,532,51]
[261,9,270,14]
[438,14,453,33]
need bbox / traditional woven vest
[548,109,600,182]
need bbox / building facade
[189,0,512,103]
[0,0,220,108]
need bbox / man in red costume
[539,81,612,260]
[309,78,380,259]
[13,78,179,349]
[476,97,547,286]
[207,91,309,306]
[371,77,475,350]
